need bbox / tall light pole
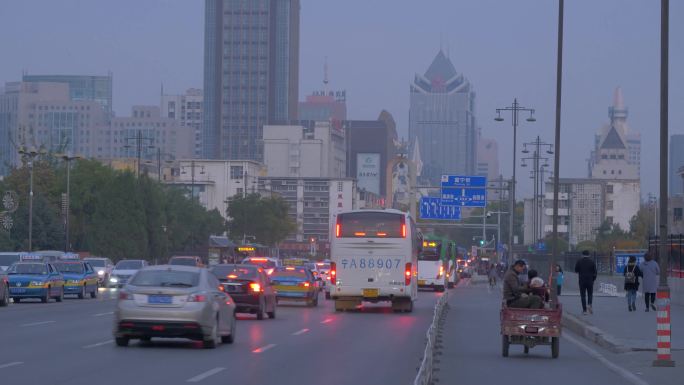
[181,161,205,201]
[521,136,553,244]
[124,129,155,177]
[495,99,536,264]
[654,0,674,368]
[18,145,46,252]
[57,152,82,251]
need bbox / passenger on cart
[503,260,543,309]
[527,269,550,303]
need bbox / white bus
[329,209,420,312]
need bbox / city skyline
[0,0,682,199]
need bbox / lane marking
[21,320,56,327]
[92,311,114,317]
[186,367,226,383]
[320,318,333,324]
[252,344,276,353]
[564,333,650,385]
[292,328,310,336]
[0,362,23,370]
[83,340,114,349]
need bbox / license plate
[363,289,379,297]
[277,282,296,286]
[148,295,172,304]
[525,326,539,333]
[418,280,426,285]
[10,288,26,294]
[224,284,241,293]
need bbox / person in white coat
[639,252,660,312]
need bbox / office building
[203,0,300,161]
[22,74,113,119]
[263,120,346,178]
[476,132,500,200]
[298,90,347,122]
[161,88,204,158]
[409,50,477,185]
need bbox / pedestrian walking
[623,256,641,312]
[555,264,564,296]
[640,252,660,312]
[575,250,597,315]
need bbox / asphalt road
[437,279,663,385]
[0,288,441,385]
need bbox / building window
[606,185,613,194]
[606,216,613,225]
[230,165,243,179]
[606,200,613,210]
[674,208,683,222]
[236,188,243,196]
[337,182,343,192]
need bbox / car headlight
[30,281,46,287]
[109,277,118,283]
[68,280,81,285]
[97,270,105,276]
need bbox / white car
[110,259,148,288]
[84,257,115,286]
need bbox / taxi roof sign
[237,246,256,252]
[59,253,80,260]
[20,254,45,261]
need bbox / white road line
[292,328,310,336]
[564,333,650,385]
[320,318,332,324]
[83,340,114,349]
[21,320,56,327]
[252,344,276,353]
[92,311,114,317]
[0,362,23,370]
[186,367,226,383]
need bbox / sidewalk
[560,293,683,353]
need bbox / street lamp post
[18,146,46,252]
[181,161,205,201]
[124,129,155,177]
[495,99,536,264]
[521,137,553,244]
[57,152,82,251]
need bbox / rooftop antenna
[323,56,329,96]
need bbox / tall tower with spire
[409,50,477,185]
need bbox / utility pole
[522,136,553,244]
[181,161,205,201]
[58,152,82,251]
[124,129,154,177]
[18,146,46,252]
[495,100,536,264]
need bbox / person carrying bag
[623,256,641,312]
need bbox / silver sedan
[113,265,236,348]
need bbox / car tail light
[249,282,262,293]
[405,263,412,286]
[300,281,310,288]
[187,294,207,302]
[335,217,341,237]
[120,322,135,328]
[330,262,336,284]
[118,292,133,300]
[218,285,225,292]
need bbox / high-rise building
[476,131,500,200]
[161,88,203,158]
[203,0,300,161]
[670,134,684,196]
[409,50,477,185]
[298,91,347,122]
[22,74,113,120]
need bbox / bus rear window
[420,242,442,261]
[337,212,405,238]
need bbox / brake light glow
[187,294,207,302]
[301,282,310,288]
[405,263,412,286]
[286,267,295,271]
[401,216,407,238]
[335,217,341,237]
[354,232,366,237]
[118,292,133,300]
[438,265,444,278]
[377,232,387,237]
[228,274,238,279]
[330,262,336,284]
[249,282,262,293]
[250,258,268,262]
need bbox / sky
[1,0,682,199]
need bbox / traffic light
[479,239,485,246]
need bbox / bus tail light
[405,263,412,286]
[401,216,406,238]
[330,262,336,284]
[335,217,341,237]
[438,265,444,279]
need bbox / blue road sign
[420,197,461,220]
[440,175,487,207]
[440,175,487,188]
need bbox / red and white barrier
[654,287,675,367]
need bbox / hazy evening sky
[1,0,682,199]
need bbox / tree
[226,193,295,246]
[629,207,654,248]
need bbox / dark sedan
[210,264,276,320]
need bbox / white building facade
[161,88,203,158]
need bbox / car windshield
[129,270,200,287]
[0,254,22,267]
[54,263,85,274]
[271,268,308,281]
[8,263,48,275]
[243,259,276,269]
[169,257,198,266]
[115,260,143,270]
[85,259,105,267]
[211,265,257,280]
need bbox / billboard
[357,153,381,195]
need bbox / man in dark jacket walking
[575,250,597,315]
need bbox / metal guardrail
[598,282,618,296]
[413,291,449,385]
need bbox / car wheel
[41,288,50,303]
[12,297,20,303]
[78,285,86,299]
[502,335,510,357]
[115,337,129,347]
[203,316,220,349]
[221,314,236,344]
[55,288,64,302]
[256,298,265,320]
[0,285,8,307]
[551,337,559,359]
